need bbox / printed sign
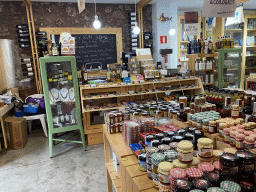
[184,12,198,36]
[160,36,167,44]
[202,0,238,17]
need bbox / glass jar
[212,104,216,111]
[133,111,140,121]
[172,111,178,120]
[187,114,193,126]
[195,97,200,105]
[229,131,237,147]
[130,110,135,120]
[196,117,203,130]
[235,133,245,150]
[161,107,168,118]
[200,97,206,104]
[209,121,216,133]
[141,111,149,118]
[197,138,213,158]
[202,119,209,133]
[192,115,197,127]
[155,110,161,120]
[149,106,156,117]
[179,96,187,106]
[177,141,193,163]
[190,102,195,110]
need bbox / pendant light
[169,25,176,36]
[132,0,140,35]
[93,0,101,29]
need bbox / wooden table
[0,103,14,150]
[103,126,158,192]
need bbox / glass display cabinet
[40,56,86,157]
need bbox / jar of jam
[151,140,160,148]
[165,131,175,138]
[202,119,209,133]
[219,123,227,136]
[177,141,193,163]
[129,110,135,120]
[174,179,192,192]
[145,135,154,146]
[133,111,140,121]
[212,104,216,111]
[220,153,239,175]
[144,104,150,112]
[235,150,255,174]
[191,115,197,127]
[196,117,203,130]
[223,128,230,144]
[235,133,245,150]
[161,137,172,145]
[200,97,206,104]
[138,153,147,172]
[231,104,239,119]
[151,153,165,188]
[195,97,200,105]
[229,131,237,147]
[198,138,213,158]
[190,102,195,110]
[156,133,165,140]
[158,161,173,185]
[201,106,207,112]
[244,136,255,150]
[161,107,168,118]
[149,106,156,117]
[172,111,178,120]
[187,114,193,126]
[209,121,216,133]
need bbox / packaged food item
[158,162,173,184]
[235,150,255,174]
[177,140,193,163]
[198,138,213,158]
[220,153,239,175]
[188,157,201,168]
[139,117,155,133]
[174,179,192,192]
[138,153,147,172]
[198,162,214,173]
[207,187,225,192]
[213,161,222,173]
[223,147,237,154]
[192,178,211,191]
[164,150,178,162]
[203,172,220,187]
[235,133,245,150]
[145,135,154,146]
[220,180,241,192]
[151,153,165,188]
[122,121,140,145]
[158,144,171,153]
[146,147,159,165]
[186,168,203,181]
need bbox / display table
[103,125,158,192]
[0,103,14,150]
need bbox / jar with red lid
[118,112,123,122]
[195,97,200,105]
[244,136,256,150]
[209,121,216,134]
[229,131,237,147]
[109,113,115,125]
[235,133,245,150]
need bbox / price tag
[160,70,167,75]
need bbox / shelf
[225,29,243,31]
[186,53,218,58]
[180,41,188,43]
[247,29,256,31]
[195,69,214,72]
[180,59,189,62]
[82,87,201,102]
[83,106,121,112]
[203,83,216,86]
[181,49,187,52]
[80,78,199,90]
[106,162,122,192]
[247,46,256,48]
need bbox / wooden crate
[87,132,103,145]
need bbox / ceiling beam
[137,0,152,8]
[238,0,248,3]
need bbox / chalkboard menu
[56,34,117,70]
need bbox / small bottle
[177,102,187,122]
[204,38,209,54]
[195,60,199,70]
[51,35,59,56]
[81,65,87,84]
[208,37,213,54]
[243,96,253,123]
[220,97,231,118]
[107,64,111,82]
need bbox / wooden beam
[137,0,152,9]
[238,0,248,4]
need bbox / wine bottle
[220,97,231,118]
[19,44,31,48]
[18,39,30,43]
[243,96,253,123]
[16,24,28,29]
[21,63,33,68]
[22,67,33,72]
[18,33,29,38]
[51,35,59,56]
[17,29,29,34]
[21,58,32,62]
[36,31,47,36]
[23,72,34,77]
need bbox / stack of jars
[188,111,220,133]
[189,95,217,114]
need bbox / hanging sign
[184,12,198,36]
[78,0,85,14]
[202,0,238,17]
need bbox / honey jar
[177,141,193,163]
[197,138,213,158]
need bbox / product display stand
[81,78,204,145]
[40,56,86,158]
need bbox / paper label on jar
[236,141,244,149]
[199,148,213,157]
[173,114,177,119]
[158,173,170,184]
[231,110,239,117]
[153,173,159,186]
[202,125,208,131]
[209,126,215,133]
[242,164,255,172]
[178,152,193,162]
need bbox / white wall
[152,1,178,69]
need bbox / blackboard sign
[56,34,117,70]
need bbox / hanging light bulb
[169,25,176,36]
[133,22,140,35]
[93,15,101,29]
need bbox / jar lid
[141,111,148,116]
[197,117,203,122]
[184,133,194,141]
[133,112,139,115]
[165,131,175,137]
[155,110,161,114]
[194,130,204,137]
[202,119,209,124]
[198,162,214,173]
[146,147,159,155]
[169,168,186,180]
[164,150,178,162]
[209,121,216,126]
[158,162,173,175]
[161,107,168,111]
[172,110,178,114]
[207,187,225,192]
[220,153,239,167]
[213,161,222,171]
[177,140,193,153]
[203,172,220,184]
[161,137,172,145]
[158,144,171,152]
[156,133,165,139]
[174,179,192,191]
[172,159,189,169]
[151,140,160,147]
[130,110,135,113]
[237,129,245,134]
[138,153,146,162]
[186,168,203,178]
[244,135,256,143]
[189,157,201,166]
[223,148,237,154]
[235,150,255,163]
[172,135,184,142]
[151,153,165,166]
[192,179,210,190]
[187,127,197,133]
[197,138,213,146]
[169,142,178,150]
[177,129,186,136]
[220,180,241,192]
[213,150,223,158]
[244,131,252,136]
[219,123,228,129]
[136,108,142,112]
[145,135,154,142]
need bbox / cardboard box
[5,117,27,150]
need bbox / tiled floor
[0,132,107,192]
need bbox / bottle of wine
[17,29,29,34]
[243,96,253,123]
[248,102,256,123]
[220,97,231,118]
[16,24,28,29]
[51,35,59,56]
[21,58,32,62]
[21,63,33,68]
[177,102,187,122]
[22,67,33,72]
[23,72,34,77]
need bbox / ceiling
[2,0,256,9]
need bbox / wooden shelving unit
[80,78,204,145]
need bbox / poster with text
[202,0,237,17]
[184,12,198,36]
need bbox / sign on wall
[160,36,167,44]
[202,0,238,17]
[184,12,198,36]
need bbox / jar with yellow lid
[177,141,193,163]
[158,162,173,184]
[197,138,213,158]
[248,122,256,129]
[202,119,209,133]
[209,121,216,133]
[188,157,201,168]
[237,118,245,124]
[219,123,227,136]
[172,159,189,169]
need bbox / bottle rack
[80,78,204,145]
